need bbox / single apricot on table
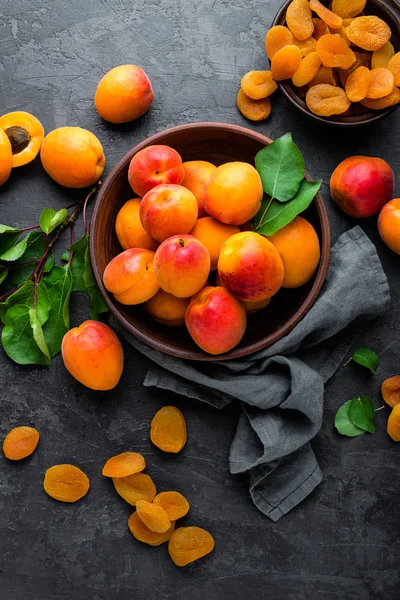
[144,289,190,326]
[150,406,187,453]
[94,65,153,124]
[265,217,320,289]
[128,145,185,198]
[0,111,44,168]
[113,473,157,506]
[44,464,90,502]
[40,127,105,188]
[115,199,158,251]
[190,216,240,270]
[181,160,217,217]
[387,404,400,442]
[136,500,171,533]
[61,320,124,391]
[381,376,400,408]
[378,199,400,255]
[168,526,215,567]
[3,426,40,460]
[102,452,146,478]
[153,491,190,520]
[0,128,12,186]
[103,248,159,305]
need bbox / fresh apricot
[128,145,185,197]
[115,198,158,251]
[154,235,210,298]
[0,129,12,186]
[40,126,105,188]
[103,248,159,305]
[140,184,198,242]
[144,289,190,326]
[182,160,216,217]
[94,65,153,123]
[0,111,44,168]
[265,217,320,288]
[203,162,263,226]
[241,297,271,314]
[218,232,284,302]
[185,286,247,355]
[190,217,240,270]
[61,321,124,391]
[378,199,400,255]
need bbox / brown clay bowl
[272,0,400,127]
[89,122,330,361]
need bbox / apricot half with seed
[0,111,44,168]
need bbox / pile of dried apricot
[237,0,400,121]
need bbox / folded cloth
[112,226,390,521]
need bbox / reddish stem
[67,222,75,267]
[20,224,40,232]
[33,273,38,308]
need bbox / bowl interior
[90,123,330,361]
[273,0,400,127]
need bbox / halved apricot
[0,111,44,167]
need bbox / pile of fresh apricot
[102,144,321,355]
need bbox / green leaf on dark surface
[348,397,375,433]
[42,266,73,356]
[0,266,8,285]
[254,179,322,235]
[0,225,20,255]
[334,399,365,437]
[254,133,305,202]
[0,231,46,290]
[0,230,39,262]
[351,348,379,374]
[0,302,6,320]
[29,308,51,360]
[2,280,51,326]
[1,304,51,365]
[39,208,68,234]
[43,252,54,273]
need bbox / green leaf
[0,230,39,262]
[39,208,68,234]
[351,348,378,374]
[348,397,375,433]
[43,252,54,273]
[0,303,6,320]
[29,308,51,360]
[1,304,51,365]
[335,400,365,437]
[0,232,46,290]
[42,266,73,356]
[0,225,20,255]
[254,179,322,235]
[254,133,305,202]
[0,266,8,285]
[3,280,51,326]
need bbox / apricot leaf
[348,397,375,433]
[39,208,68,235]
[0,267,8,285]
[1,304,51,365]
[0,225,20,255]
[351,348,378,374]
[42,266,73,356]
[29,308,51,360]
[334,399,365,437]
[1,232,46,289]
[0,230,39,262]
[2,280,51,326]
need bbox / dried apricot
[361,87,400,109]
[150,406,187,453]
[136,499,171,533]
[153,491,190,520]
[345,16,392,51]
[265,25,294,59]
[388,52,400,87]
[236,89,271,121]
[241,70,278,99]
[310,0,343,30]
[292,52,322,87]
[381,376,400,408]
[128,511,175,546]
[345,66,371,102]
[366,67,394,99]
[306,84,351,116]
[309,66,337,86]
[102,451,146,478]
[338,19,353,45]
[339,50,370,86]
[113,473,156,506]
[286,0,314,41]
[44,464,90,503]
[271,44,302,80]
[372,41,395,69]
[387,404,400,442]
[313,18,330,40]
[168,526,215,567]
[332,0,366,19]
[293,36,317,57]
[316,34,356,69]
[2,426,40,460]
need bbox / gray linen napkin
[113,226,390,521]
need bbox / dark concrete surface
[1,1,400,599]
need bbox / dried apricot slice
[306,84,351,116]
[265,25,294,59]
[316,34,356,69]
[345,16,392,52]
[150,406,187,453]
[113,473,156,506]
[168,526,215,567]
[345,66,371,102]
[338,19,353,46]
[387,404,400,442]
[339,50,370,86]
[313,18,330,40]
[102,451,145,478]
[153,491,190,520]
[332,0,366,19]
[372,41,395,69]
[237,89,271,121]
[366,67,394,99]
[292,52,322,87]
[0,111,44,168]
[309,0,343,30]
[241,70,278,99]
[128,511,175,546]
[2,426,40,460]
[293,36,317,57]
[44,464,90,502]
[309,65,337,86]
[271,44,302,80]
[388,52,400,87]
[286,0,314,41]
[361,87,400,109]
[381,376,400,408]
[136,500,171,533]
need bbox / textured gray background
[1,0,400,599]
